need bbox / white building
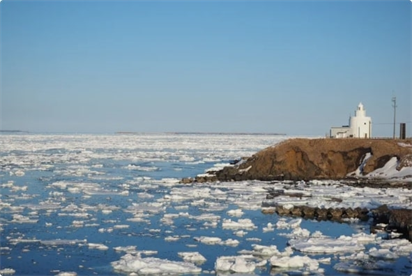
[330,103,372,138]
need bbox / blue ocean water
[0,134,411,275]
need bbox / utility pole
[392,96,397,139]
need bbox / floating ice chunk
[191,213,220,222]
[114,246,137,253]
[263,222,274,232]
[290,235,365,254]
[230,256,255,273]
[56,272,77,276]
[14,170,25,177]
[275,218,290,229]
[275,218,302,230]
[235,230,247,237]
[11,214,38,224]
[194,236,222,245]
[88,243,108,250]
[40,239,87,246]
[288,218,302,229]
[11,185,27,191]
[156,178,180,186]
[0,268,16,275]
[222,218,256,230]
[193,235,238,246]
[114,224,129,229]
[270,255,320,271]
[280,227,311,239]
[165,236,180,242]
[138,192,154,199]
[379,238,412,255]
[112,253,201,274]
[178,252,206,264]
[227,209,244,217]
[223,239,240,247]
[351,233,376,243]
[126,165,159,171]
[334,259,395,274]
[215,255,259,273]
[242,244,293,257]
[368,247,398,259]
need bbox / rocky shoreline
[261,185,412,241]
[181,138,412,241]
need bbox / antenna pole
[392,96,397,139]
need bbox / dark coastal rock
[213,138,412,183]
[180,177,194,184]
[344,208,357,218]
[302,206,315,218]
[315,208,328,219]
[371,204,391,222]
[276,206,291,216]
[328,208,343,219]
[291,207,303,216]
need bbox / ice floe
[1,134,411,275]
[215,255,266,273]
[111,253,202,274]
[178,252,207,264]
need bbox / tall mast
[392,96,397,139]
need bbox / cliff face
[215,138,412,182]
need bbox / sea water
[0,133,411,275]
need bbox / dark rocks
[195,175,217,183]
[315,208,328,219]
[180,177,194,184]
[265,204,369,221]
[371,204,390,222]
[264,202,412,241]
[387,209,412,240]
[328,207,343,219]
[211,138,412,183]
[344,208,357,218]
[302,206,315,218]
[291,207,303,216]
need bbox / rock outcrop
[212,138,412,182]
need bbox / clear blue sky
[1,0,411,136]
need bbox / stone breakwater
[262,187,412,241]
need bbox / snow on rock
[111,253,201,274]
[367,156,412,180]
[398,142,412,148]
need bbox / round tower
[350,102,372,138]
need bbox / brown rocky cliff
[215,138,412,182]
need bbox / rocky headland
[182,138,412,240]
[186,138,412,184]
